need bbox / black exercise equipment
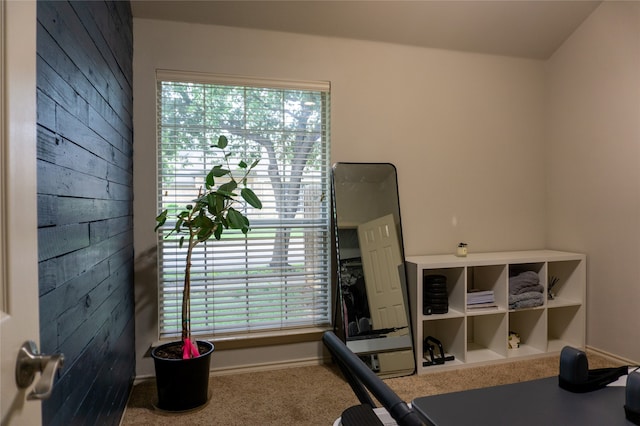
[558,346,628,393]
[322,331,428,426]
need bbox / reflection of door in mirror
[358,214,414,376]
[332,163,415,378]
[358,214,408,333]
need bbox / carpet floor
[121,352,620,425]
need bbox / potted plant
[151,135,262,411]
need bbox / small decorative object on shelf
[508,331,521,349]
[456,242,468,257]
[548,275,560,300]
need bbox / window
[156,71,331,339]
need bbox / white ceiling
[130,0,602,59]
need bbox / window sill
[148,326,332,355]
[212,326,331,350]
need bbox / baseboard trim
[209,356,329,376]
[586,345,638,365]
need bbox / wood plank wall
[36,1,134,424]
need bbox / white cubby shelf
[406,250,586,374]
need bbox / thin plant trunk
[182,209,200,342]
[182,240,193,342]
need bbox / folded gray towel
[509,291,543,304]
[509,291,544,309]
[510,283,544,295]
[509,271,540,294]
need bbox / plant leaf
[206,193,217,214]
[193,214,213,229]
[197,227,214,241]
[220,215,229,229]
[226,207,246,230]
[205,170,215,188]
[213,222,223,240]
[218,180,238,196]
[214,193,226,215]
[174,218,184,233]
[217,135,228,149]
[155,210,168,231]
[241,188,262,209]
[211,165,230,177]
[240,216,250,234]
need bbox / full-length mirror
[332,163,415,378]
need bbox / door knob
[15,341,64,400]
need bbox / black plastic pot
[151,340,215,411]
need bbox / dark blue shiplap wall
[36,1,134,424]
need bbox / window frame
[155,70,332,342]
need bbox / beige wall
[134,7,640,376]
[546,1,640,362]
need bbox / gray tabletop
[412,376,632,425]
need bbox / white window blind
[156,72,332,339]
